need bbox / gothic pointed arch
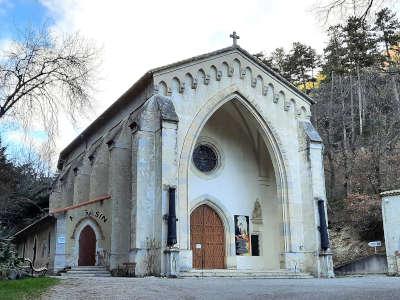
[177,85,292,256]
[71,216,104,240]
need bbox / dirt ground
[39,275,400,300]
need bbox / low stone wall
[335,254,387,276]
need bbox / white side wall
[382,190,400,275]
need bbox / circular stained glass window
[193,144,218,173]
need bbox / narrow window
[251,235,260,256]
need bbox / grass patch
[0,277,60,300]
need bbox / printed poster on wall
[234,215,250,256]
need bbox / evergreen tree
[343,16,378,71]
[255,43,320,89]
[255,48,291,81]
[374,8,400,63]
[323,25,348,77]
[286,42,320,89]
[268,48,291,80]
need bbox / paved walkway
[40,275,400,300]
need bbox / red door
[78,225,96,266]
[190,204,225,269]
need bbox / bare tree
[0,26,99,146]
[313,68,400,200]
[312,0,393,24]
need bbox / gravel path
[40,275,400,300]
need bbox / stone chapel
[13,34,334,278]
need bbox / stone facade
[381,189,400,275]
[46,45,333,277]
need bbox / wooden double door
[78,225,96,266]
[190,204,225,269]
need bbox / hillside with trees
[256,7,400,265]
[0,140,52,239]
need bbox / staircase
[180,269,313,279]
[61,266,111,278]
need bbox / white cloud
[0,37,13,52]
[38,0,328,155]
[36,0,398,162]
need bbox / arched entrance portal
[78,225,96,266]
[183,94,287,270]
[190,204,225,269]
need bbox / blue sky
[0,122,48,162]
[0,0,52,41]
[0,1,52,158]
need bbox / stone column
[53,213,67,273]
[49,180,63,211]
[160,120,179,276]
[109,126,132,271]
[131,125,158,275]
[130,126,138,261]
[309,141,334,278]
[61,168,75,207]
[299,120,334,278]
[130,95,179,276]
[381,190,400,275]
[89,143,109,199]
[282,134,306,273]
[73,157,91,205]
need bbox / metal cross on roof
[230,31,240,46]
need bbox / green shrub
[0,240,23,279]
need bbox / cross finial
[230,31,240,47]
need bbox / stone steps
[68,266,107,271]
[61,274,111,277]
[61,266,111,277]
[180,269,313,279]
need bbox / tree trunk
[326,72,335,200]
[350,75,355,145]
[340,75,350,197]
[370,147,382,195]
[385,37,391,61]
[329,72,334,139]
[326,150,335,201]
[340,75,347,149]
[362,75,366,128]
[357,67,363,136]
[391,75,400,105]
